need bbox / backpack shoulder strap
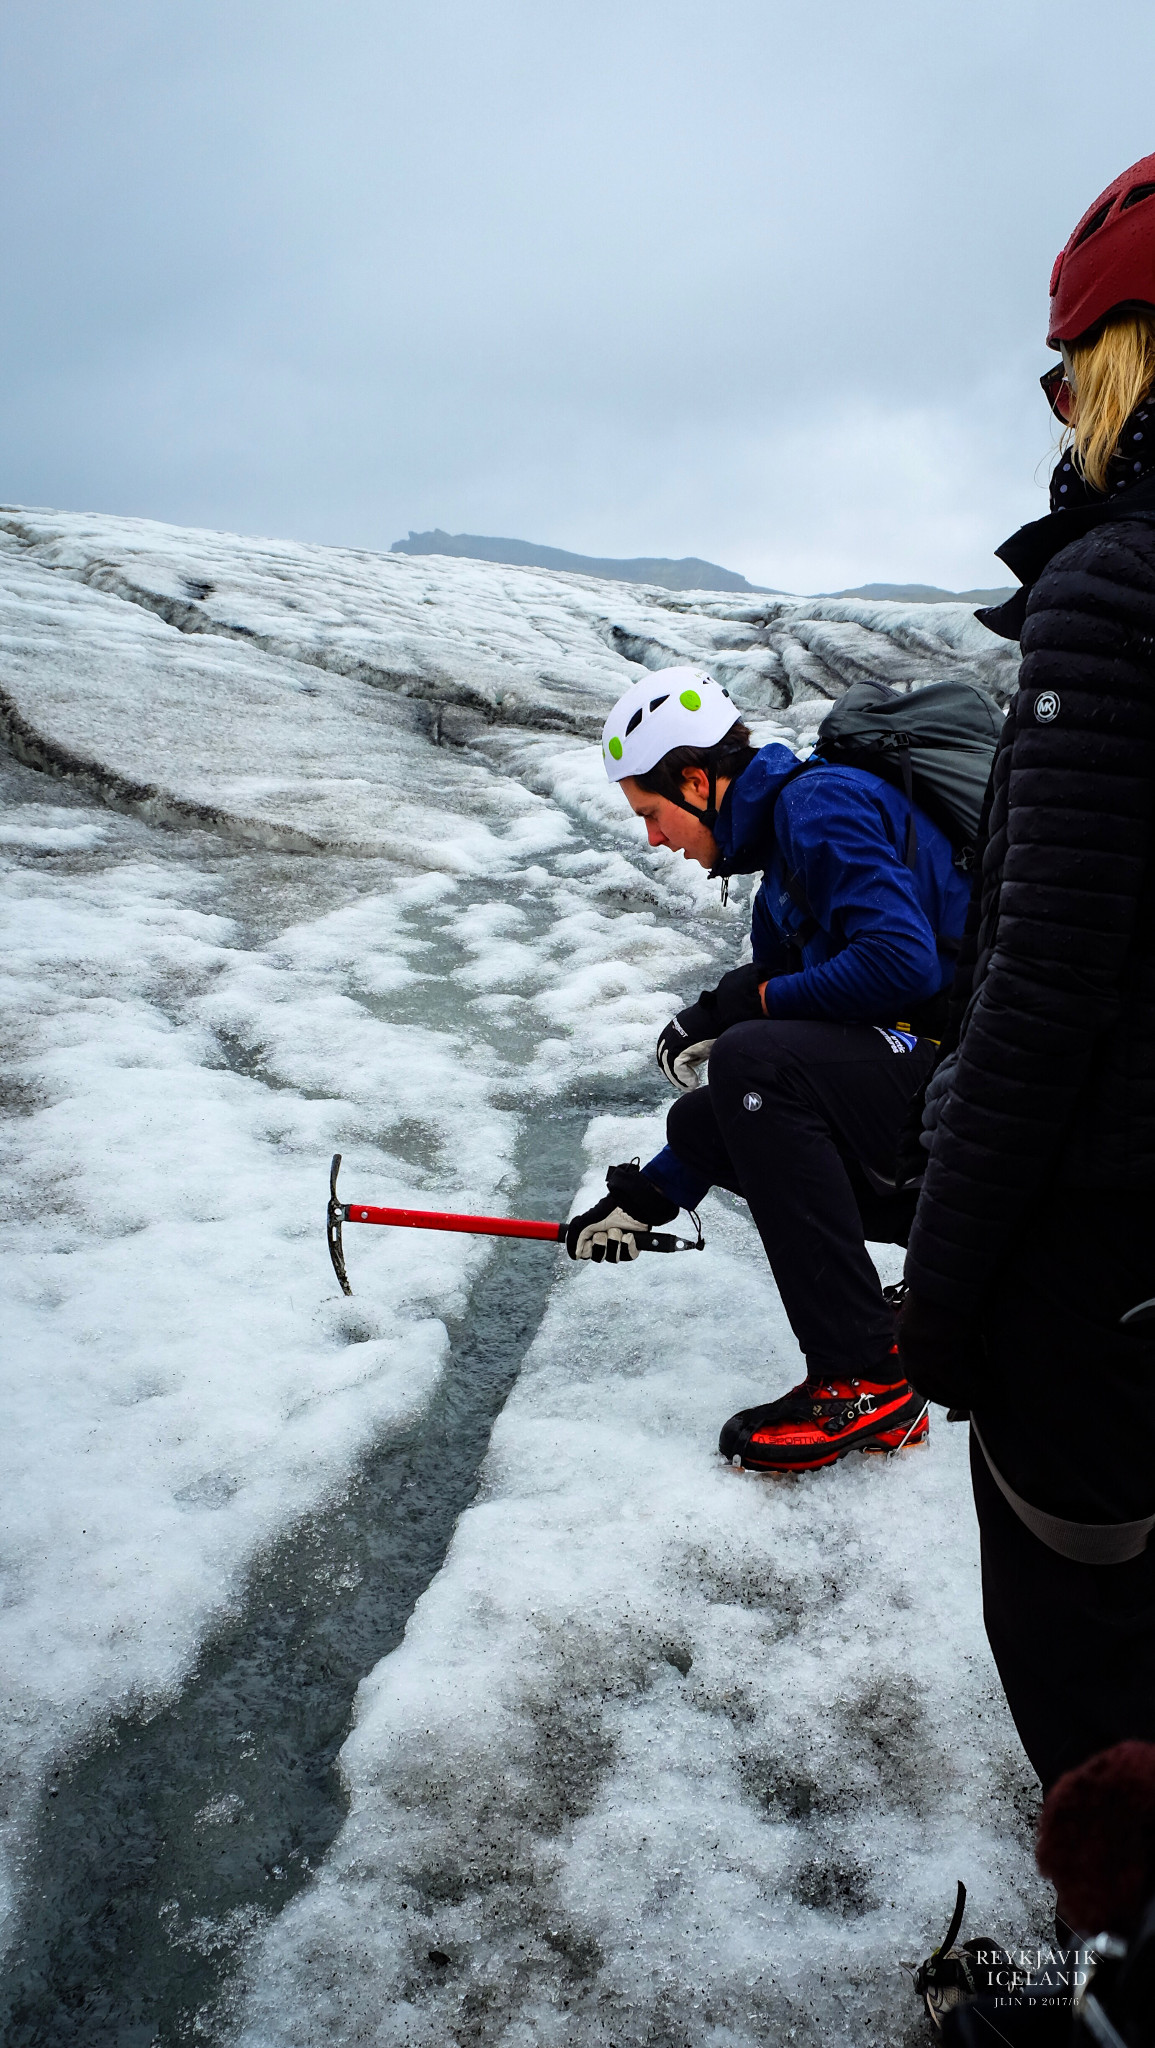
[772,760,819,944]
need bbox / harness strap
[971,1416,1155,1564]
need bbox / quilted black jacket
[905,500,1155,1313]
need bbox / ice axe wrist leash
[327,1154,704,1295]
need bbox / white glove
[656,967,768,1091]
[656,1015,716,1091]
[570,1202,650,1262]
[564,1161,679,1263]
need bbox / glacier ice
[229,1124,1046,2048]
[0,507,1043,2040]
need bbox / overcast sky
[3,1,1155,592]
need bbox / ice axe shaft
[326,1154,702,1295]
[348,1201,564,1242]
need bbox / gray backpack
[811,678,1003,870]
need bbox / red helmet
[1048,151,1155,349]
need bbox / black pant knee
[707,1021,796,1108]
[666,1084,741,1195]
[667,1085,718,1155]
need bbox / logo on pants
[873,1027,918,1054]
[743,1091,762,1111]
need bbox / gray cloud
[3,0,1154,589]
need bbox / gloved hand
[656,964,768,1090]
[897,1287,987,1411]
[565,1159,679,1264]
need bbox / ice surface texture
[0,507,1019,817]
[0,509,1039,2037]
[231,1126,1045,2048]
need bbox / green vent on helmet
[600,669,737,784]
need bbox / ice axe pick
[326,1154,704,1295]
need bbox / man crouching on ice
[566,670,969,1472]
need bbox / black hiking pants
[971,1193,1155,1791]
[666,1020,936,1381]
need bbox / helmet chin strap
[665,768,718,834]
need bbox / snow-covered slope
[0,509,1043,2041]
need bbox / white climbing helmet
[601,670,740,783]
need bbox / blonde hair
[1066,312,1155,490]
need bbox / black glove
[656,964,768,1091]
[897,1288,987,1411]
[565,1159,679,1264]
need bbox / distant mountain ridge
[390,529,1014,606]
[390,529,766,592]
[822,580,1015,606]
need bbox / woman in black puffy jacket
[899,153,1155,1794]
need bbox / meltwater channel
[1,1092,665,2047]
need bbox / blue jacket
[712,744,971,1022]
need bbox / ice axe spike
[326,1154,704,1295]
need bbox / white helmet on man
[601,669,741,783]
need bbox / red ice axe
[326,1153,703,1295]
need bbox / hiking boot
[876,1281,932,1442]
[716,1351,914,1439]
[862,1405,929,1453]
[719,1352,928,1471]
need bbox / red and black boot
[718,1347,929,1472]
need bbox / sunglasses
[1041,361,1074,424]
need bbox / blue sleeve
[642,1145,710,1212]
[762,776,943,1021]
[749,884,796,973]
